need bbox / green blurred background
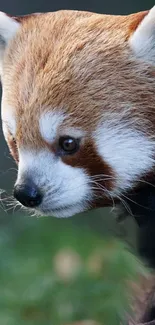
[0,1,154,324]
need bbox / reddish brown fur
[2,9,155,199]
[127,10,148,37]
[61,138,115,198]
[7,133,19,162]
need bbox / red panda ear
[0,11,42,44]
[0,12,42,74]
[0,12,20,72]
[0,12,20,46]
[129,6,155,64]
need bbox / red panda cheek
[61,139,115,192]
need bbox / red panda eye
[58,136,79,154]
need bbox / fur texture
[1,8,155,218]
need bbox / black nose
[14,182,42,208]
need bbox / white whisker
[120,191,153,211]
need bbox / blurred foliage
[0,211,148,325]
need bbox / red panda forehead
[3,9,132,87]
[2,9,154,136]
[11,9,149,42]
[3,9,149,86]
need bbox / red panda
[0,7,155,220]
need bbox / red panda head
[0,8,155,217]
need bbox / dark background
[0,0,154,15]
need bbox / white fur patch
[0,12,19,44]
[129,6,155,63]
[1,105,16,137]
[16,149,92,218]
[0,12,20,74]
[39,111,65,143]
[94,122,155,193]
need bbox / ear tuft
[0,12,20,75]
[129,6,155,64]
[0,12,19,43]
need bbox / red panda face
[1,9,155,217]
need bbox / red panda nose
[13,182,42,208]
